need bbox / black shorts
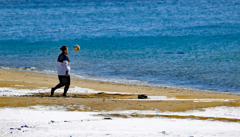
[58,75,70,86]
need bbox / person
[51,46,70,97]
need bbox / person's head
[60,46,68,54]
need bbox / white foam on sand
[0,87,134,97]
[113,96,235,102]
[0,87,235,103]
[147,96,235,102]
[1,106,240,137]
[0,88,48,96]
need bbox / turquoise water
[0,0,240,92]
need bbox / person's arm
[63,60,70,75]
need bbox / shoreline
[0,68,238,96]
[1,69,240,97]
[0,67,238,95]
[1,69,240,113]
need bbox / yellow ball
[73,45,80,52]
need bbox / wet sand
[1,69,240,112]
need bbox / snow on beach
[1,87,240,136]
[0,87,235,102]
[1,106,240,137]
[0,86,134,97]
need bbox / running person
[51,46,70,96]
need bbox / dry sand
[1,69,240,112]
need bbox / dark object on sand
[104,117,112,120]
[138,94,148,99]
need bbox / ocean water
[0,0,240,92]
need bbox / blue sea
[0,0,240,92]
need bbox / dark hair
[60,46,67,52]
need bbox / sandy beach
[1,69,240,112]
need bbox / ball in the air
[73,45,80,52]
